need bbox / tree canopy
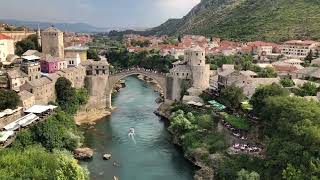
[250,83,289,115]
[15,34,40,56]
[218,85,245,109]
[0,146,88,179]
[0,89,20,110]
[297,82,319,97]
[87,48,100,61]
[280,78,295,87]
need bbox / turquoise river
[81,76,195,180]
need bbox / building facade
[0,33,14,62]
[40,56,59,73]
[64,45,88,62]
[41,27,64,58]
[281,40,319,59]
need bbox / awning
[25,105,57,114]
[208,100,226,110]
[3,121,20,131]
[17,113,39,127]
[0,131,15,142]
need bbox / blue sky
[0,0,200,28]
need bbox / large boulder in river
[74,148,94,160]
[103,153,112,160]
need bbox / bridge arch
[106,68,167,108]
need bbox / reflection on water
[81,76,195,180]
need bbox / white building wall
[0,39,14,62]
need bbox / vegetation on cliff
[170,83,320,179]
[0,77,89,179]
[146,0,320,42]
[0,146,88,179]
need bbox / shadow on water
[80,76,195,180]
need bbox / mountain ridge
[146,0,320,42]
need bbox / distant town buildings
[281,40,319,59]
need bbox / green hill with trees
[146,0,320,42]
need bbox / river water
[81,76,195,180]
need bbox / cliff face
[147,0,320,42]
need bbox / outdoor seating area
[25,105,57,118]
[231,143,263,155]
[0,105,57,148]
[221,119,248,140]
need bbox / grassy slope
[148,0,320,42]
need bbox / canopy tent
[3,113,39,131]
[25,105,57,114]
[17,113,39,127]
[0,107,22,118]
[208,100,226,111]
[0,131,15,143]
[3,121,20,131]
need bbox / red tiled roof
[273,65,299,73]
[0,33,11,40]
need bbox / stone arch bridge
[106,68,167,108]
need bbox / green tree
[15,34,40,56]
[297,82,318,97]
[55,77,76,105]
[219,85,245,109]
[237,169,260,180]
[257,67,277,78]
[305,50,314,64]
[0,89,20,110]
[87,48,100,61]
[0,146,88,179]
[282,164,304,180]
[250,83,289,115]
[169,110,193,135]
[30,111,82,151]
[280,78,295,87]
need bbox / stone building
[18,90,35,110]
[82,60,109,76]
[20,59,41,82]
[168,45,210,100]
[64,45,88,62]
[41,27,64,58]
[20,77,55,104]
[40,55,59,73]
[7,68,28,92]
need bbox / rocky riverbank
[74,107,112,125]
[155,103,215,180]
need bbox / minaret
[37,24,41,48]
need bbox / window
[177,73,179,76]
[196,53,198,56]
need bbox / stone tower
[41,26,64,58]
[186,45,210,90]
